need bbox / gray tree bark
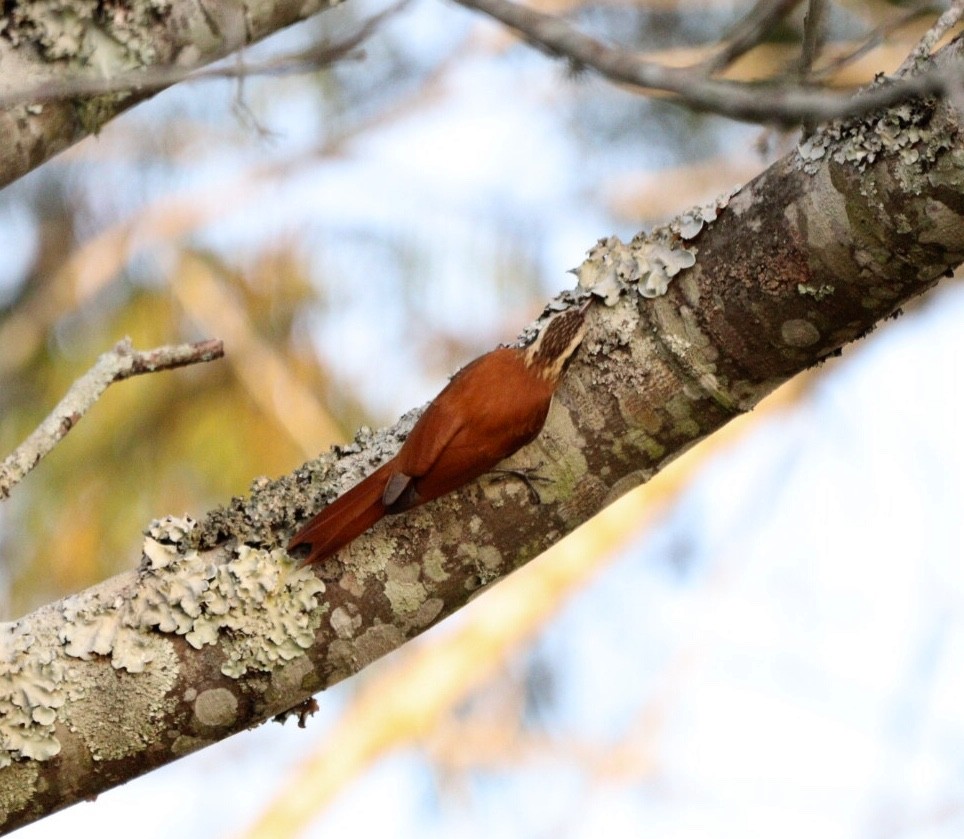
[0,0,340,189]
[1,27,962,839]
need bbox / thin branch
[449,0,962,124]
[897,0,964,73]
[798,0,828,137]
[799,0,828,79]
[811,5,942,81]
[698,0,804,75]
[0,338,224,500]
[0,1,409,110]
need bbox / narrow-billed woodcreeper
[288,300,591,566]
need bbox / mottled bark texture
[0,0,342,189]
[2,42,964,834]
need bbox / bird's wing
[392,352,496,483]
[394,394,466,480]
[382,471,414,507]
[382,399,464,512]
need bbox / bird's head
[523,299,591,382]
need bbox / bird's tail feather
[288,461,394,566]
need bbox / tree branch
[798,0,828,136]
[810,5,941,82]
[698,0,804,75]
[0,1,409,110]
[0,0,366,189]
[449,0,962,124]
[799,0,828,79]
[898,0,964,73]
[0,338,224,500]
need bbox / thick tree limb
[0,38,962,837]
[0,338,224,500]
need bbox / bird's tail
[288,461,394,566]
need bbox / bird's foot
[273,697,320,728]
[488,466,549,505]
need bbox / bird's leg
[487,466,549,505]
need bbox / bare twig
[0,45,355,110]
[0,338,224,500]
[450,0,961,124]
[698,0,804,75]
[799,0,828,137]
[0,0,409,110]
[799,0,828,79]
[897,0,964,73]
[811,5,942,81]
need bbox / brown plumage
[288,301,591,566]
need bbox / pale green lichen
[194,688,239,728]
[797,100,953,177]
[613,428,667,464]
[412,598,445,629]
[351,623,407,670]
[572,233,697,301]
[0,515,325,769]
[0,622,67,767]
[61,517,327,680]
[798,282,835,301]
[421,549,450,583]
[529,406,589,505]
[171,734,212,757]
[457,543,504,588]
[570,194,730,304]
[781,318,822,348]
[384,577,428,616]
[329,606,361,639]
[0,760,40,821]
[0,0,174,65]
[59,646,180,762]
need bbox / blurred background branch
[2,0,961,189]
[0,337,223,500]
[450,0,962,122]
[0,1,409,110]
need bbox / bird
[287,299,591,566]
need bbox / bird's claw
[488,467,548,505]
